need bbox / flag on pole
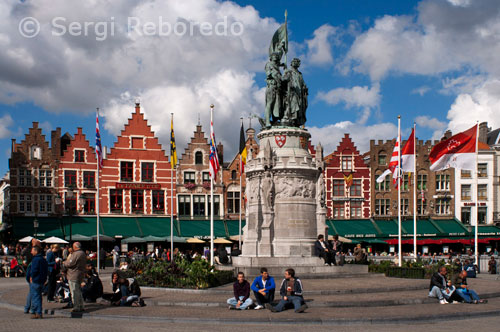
[401,128,415,172]
[239,123,247,175]
[429,124,478,171]
[209,120,220,181]
[376,138,400,187]
[170,117,177,169]
[95,110,103,169]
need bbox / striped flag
[209,120,220,181]
[376,138,401,187]
[95,109,103,169]
[239,123,247,175]
[170,117,178,169]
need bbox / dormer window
[74,150,85,162]
[195,151,203,165]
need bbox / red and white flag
[209,120,220,180]
[401,128,415,172]
[429,124,477,171]
[376,138,400,186]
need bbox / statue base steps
[231,256,368,278]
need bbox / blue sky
[1,0,500,176]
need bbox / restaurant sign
[116,183,161,190]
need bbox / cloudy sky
[1,0,500,175]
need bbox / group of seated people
[226,267,307,313]
[429,265,487,304]
[101,271,145,307]
[1,256,23,277]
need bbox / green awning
[226,220,246,236]
[477,226,500,237]
[179,219,227,238]
[62,217,100,237]
[400,219,441,237]
[327,219,380,239]
[373,220,398,237]
[430,219,469,236]
[361,239,388,244]
[12,217,65,239]
[136,217,179,237]
[100,217,142,237]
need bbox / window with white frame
[18,194,32,213]
[19,168,32,187]
[435,174,450,191]
[435,198,451,215]
[350,201,362,218]
[342,156,352,171]
[39,169,52,187]
[39,194,53,213]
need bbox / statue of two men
[264,54,308,128]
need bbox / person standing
[63,242,87,312]
[251,267,276,309]
[26,246,48,319]
[46,244,61,302]
[99,247,106,270]
[111,246,120,268]
[488,256,497,274]
[227,272,253,310]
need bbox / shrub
[128,257,233,289]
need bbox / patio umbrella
[91,234,115,242]
[328,235,352,243]
[229,235,242,241]
[213,238,232,244]
[186,237,206,244]
[164,236,187,243]
[121,236,146,244]
[70,234,92,241]
[18,236,35,243]
[42,236,69,244]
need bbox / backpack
[128,278,141,297]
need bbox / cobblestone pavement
[1,273,500,331]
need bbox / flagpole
[398,115,402,267]
[210,105,215,267]
[413,122,417,259]
[171,113,174,261]
[239,117,243,250]
[96,108,101,273]
[474,122,479,266]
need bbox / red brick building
[176,124,223,219]
[100,103,174,215]
[324,134,371,219]
[57,128,99,216]
[9,123,65,218]
[222,127,259,219]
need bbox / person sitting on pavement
[55,273,71,304]
[266,268,307,313]
[102,272,122,304]
[251,267,276,310]
[314,234,335,266]
[10,256,22,277]
[463,259,477,278]
[227,272,253,310]
[452,269,487,304]
[81,265,103,303]
[429,266,462,304]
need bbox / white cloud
[415,115,447,140]
[309,121,398,154]
[305,24,336,66]
[446,78,500,133]
[316,83,380,124]
[0,114,14,139]
[345,0,500,81]
[411,86,430,96]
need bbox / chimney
[11,139,16,155]
[135,102,141,114]
[479,122,488,144]
[51,128,62,159]
[443,130,452,140]
[217,142,223,165]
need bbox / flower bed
[368,259,460,279]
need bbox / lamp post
[33,218,39,238]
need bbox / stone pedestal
[240,127,322,258]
